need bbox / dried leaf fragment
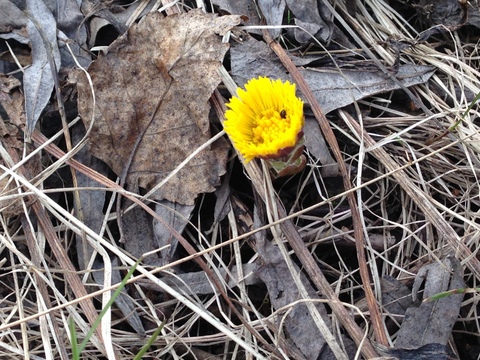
[0,74,25,128]
[75,10,241,204]
[24,0,61,136]
[230,36,435,114]
[396,256,464,348]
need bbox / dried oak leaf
[74,10,240,204]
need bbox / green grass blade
[69,317,79,360]
[424,287,480,302]
[77,258,142,354]
[133,321,165,360]
[450,90,480,131]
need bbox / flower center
[251,109,290,145]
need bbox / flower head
[223,77,304,163]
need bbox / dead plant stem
[341,110,480,277]
[262,29,387,356]
[30,130,280,359]
[21,216,70,360]
[2,141,108,356]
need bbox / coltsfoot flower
[223,76,306,176]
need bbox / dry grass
[1,0,480,359]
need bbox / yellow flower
[223,77,304,163]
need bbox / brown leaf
[0,75,39,217]
[138,263,261,295]
[246,196,350,359]
[0,122,24,217]
[74,10,240,204]
[230,36,435,114]
[395,256,464,348]
[285,0,333,44]
[257,0,286,38]
[0,74,25,129]
[213,0,261,32]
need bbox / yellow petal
[223,77,304,163]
